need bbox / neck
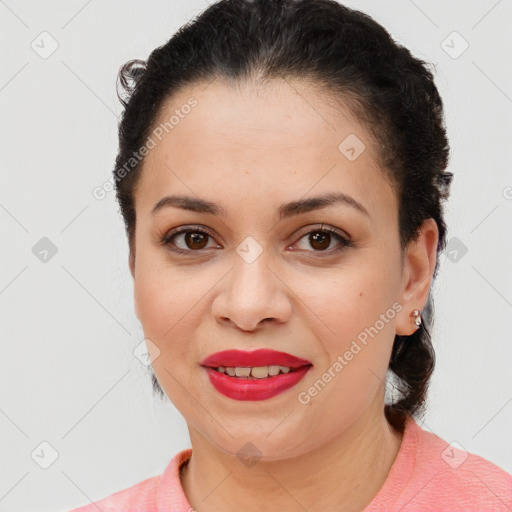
[180,402,405,512]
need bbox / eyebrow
[151,192,370,220]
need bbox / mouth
[207,364,308,379]
[200,349,313,401]
[200,348,312,370]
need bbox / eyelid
[288,224,353,255]
[159,224,219,250]
[160,223,353,255]
[293,223,351,243]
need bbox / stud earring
[411,309,422,328]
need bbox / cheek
[133,250,225,365]
[295,255,398,336]
[133,264,205,406]
[133,253,200,348]
[295,255,401,383]
[317,289,397,373]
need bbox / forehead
[135,78,396,222]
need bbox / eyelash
[159,224,353,256]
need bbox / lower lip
[203,366,312,401]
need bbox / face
[130,78,434,459]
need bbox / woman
[69,0,512,510]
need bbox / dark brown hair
[114,0,453,431]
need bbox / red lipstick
[200,349,312,401]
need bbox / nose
[211,250,293,333]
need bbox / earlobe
[395,218,439,336]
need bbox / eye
[159,225,219,254]
[159,224,352,256]
[292,224,352,254]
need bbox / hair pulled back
[114,0,453,431]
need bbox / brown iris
[185,232,209,250]
[309,231,331,251]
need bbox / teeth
[268,365,280,376]
[251,366,270,378]
[235,367,251,377]
[215,365,293,378]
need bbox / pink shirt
[68,415,512,511]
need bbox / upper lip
[200,349,312,369]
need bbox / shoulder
[66,448,193,512]
[67,475,159,512]
[406,419,512,510]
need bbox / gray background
[1,1,511,511]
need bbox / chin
[201,422,312,462]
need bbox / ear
[395,218,439,336]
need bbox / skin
[129,77,438,512]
